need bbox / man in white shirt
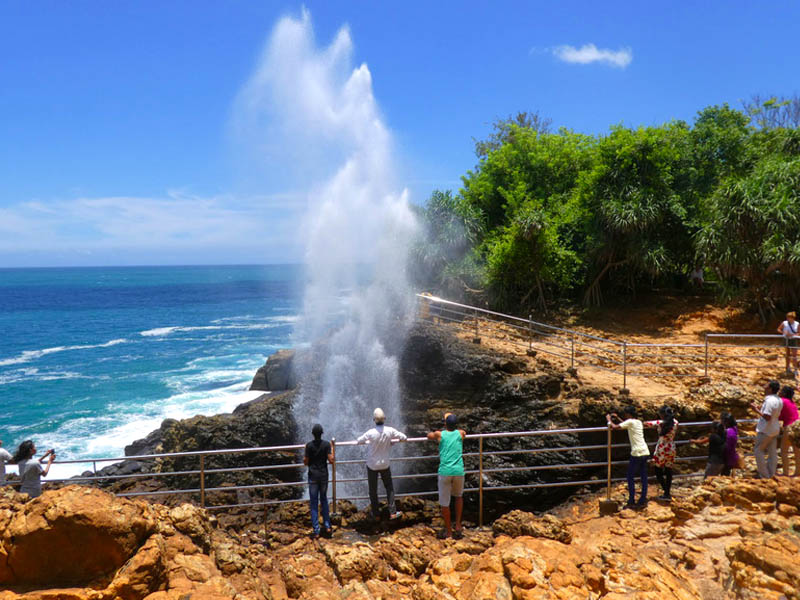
[0,439,12,485]
[608,406,650,508]
[357,408,407,520]
[751,380,783,478]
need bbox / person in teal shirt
[427,412,466,539]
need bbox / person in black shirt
[304,423,334,538]
[691,421,726,479]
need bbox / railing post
[704,333,709,378]
[528,314,533,351]
[200,454,206,508]
[93,461,97,478]
[622,342,628,390]
[473,309,480,344]
[478,436,484,527]
[570,334,575,368]
[599,421,618,515]
[606,424,612,501]
[331,438,337,514]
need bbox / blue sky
[1,1,798,267]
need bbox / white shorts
[437,475,464,506]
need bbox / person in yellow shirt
[607,406,650,509]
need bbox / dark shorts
[788,338,798,348]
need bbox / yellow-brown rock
[3,477,800,599]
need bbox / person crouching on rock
[357,408,407,521]
[12,440,55,498]
[427,412,466,539]
[304,424,334,539]
[607,406,650,509]
[645,405,678,501]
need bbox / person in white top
[777,311,799,374]
[357,408,407,520]
[0,439,13,485]
[751,380,783,478]
[608,406,650,508]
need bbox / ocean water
[0,265,303,478]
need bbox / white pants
[754,432,778,478]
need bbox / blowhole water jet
[234,9,417,501]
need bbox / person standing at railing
[690,421,727,478]
[645,406,678,501]
[357,408,407,521]
[778,385,800,477]
[304,424,334,539]
[0,439,12,486]
[777,312,799,375]
[12,441,55,498]
[427,412,466,539]
[751,380,783,479]
[721,412,742,476]
[607,406,650,509]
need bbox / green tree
[698,134,800,319]
[577,123,696,305]
[461,125,594,309]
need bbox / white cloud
[0,191,306,266]
[552,43,632,68]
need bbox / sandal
[436,529,449,540]
[452,529,463,540]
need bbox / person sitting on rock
[357,408,407,521]
[12,440,55,498]
[304,423,334,539]
[607,406,650,509]
[427,412,466,539]
[691,421,727,479]
[645,405,678,501]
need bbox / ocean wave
[30,387,269,479]
[0,339,128,367]
[139,323,293,337]
[0,369,97,385]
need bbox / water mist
[234,10,417,499]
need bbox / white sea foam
[0,339,129,367]
[33,387,271,480]
[139,323,291,337]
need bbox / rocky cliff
[3,476,798,599]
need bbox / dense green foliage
[411,102,800,316]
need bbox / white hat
[373,408,385,423]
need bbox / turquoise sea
[0,265,302,477]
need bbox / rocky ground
[2,475,799,599]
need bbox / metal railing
[9,419,756,527]
[416,294,794,386]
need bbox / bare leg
[794,443,800,477]
[781,433,791,476]
[441,506,452,536]
[786,347,791,372]
[792,348,798,371]
[453,497,463,532]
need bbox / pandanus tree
[697,130,800,320]
[578,123,697,305]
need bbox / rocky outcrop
[5,477,800,599]
[0,485,274,600]
[107,391,301,506]
[251,350,296,392]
